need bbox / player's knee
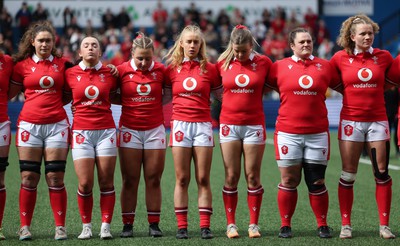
[340,171,357,182]
[246,173,260,188]
[0,157,9,172]
[374,169,390,181]
[304,163,327,192]
[280,176,300,188]
[44,160,66,174]
[19,160,41,174]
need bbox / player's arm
[110,87,121,105]
[8,81,23,100]
[162,87,172,105]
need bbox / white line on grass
[265,139,400,170]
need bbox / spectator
[62,7,74,33]
[116,6,131,29]
[32,2,48,22]
[102,8,115,30]
[152,0,168,27]
[216,9,231,27]
[15,2,32,37]
[0,7,13,43]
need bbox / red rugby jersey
[65,61,118,130]
[330,48,392,122]
[165,59,222,122]
[11,55,68,124]
[118,60,165,130]
[267,55,340,134]
[0,54,12,122]
[217,53,272,125]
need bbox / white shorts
[219,124,266,144]
[71,128,117,160]
[16,119,69,148]
[274,131,329,167]
[119,124,166,149]
[339,119,390,142]
[0,121,11,147]
[169,120,214,147]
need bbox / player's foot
[226,224,239,238]
[248,224,261,238]
[99,223,112,239]
[0,228,5,240]
[200,227,213,239]
[176,228,188,239]
[339,225,352,239]
[278,226,292,238]
[318,226,332,238]
[149,223,163,237]
[54,226,67,240]
[120,224,133,238]
[380,225,395,239]
[78,224,92,240]
[18,225,32,241]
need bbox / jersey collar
[182,57,199,63]
[234,52,255,62]
[130,59,155,71]
[32,54,54,63]
[291,54,314,62]
[78,61,102,71]
[353,46,373,55]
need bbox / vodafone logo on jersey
[84,85,99,99]
[39,76,55,89]
[137,84,151,96]
[357,68,373,82]
[298,75,313,89]
[182,77,197,91]
[235,74,250,87]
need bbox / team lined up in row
[0,13,399,241]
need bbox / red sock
[309,187,329,227]
[77,190,93,224]
[100,189,115,223]
[222,186,238,225]
[122,212,135,225]
[0,187,5,228]
[49,186,67,226]
[376,178,392,226]
[148,210,161,224]
[199,207,212,228]
[277,184,297,227]
[174,207,188,229]
[338,178,354,226]
[19,185,37,227]
[247,186,264,225]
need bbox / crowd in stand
[1,2,335,62]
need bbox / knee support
[45,160,66,174]
[19,160,41,174]
[303,163,327,192]
[370,141,390,181]
[0,157,9,172]
[340,171,356,182]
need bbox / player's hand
[71,105,76,115]
[107,64,119,77]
